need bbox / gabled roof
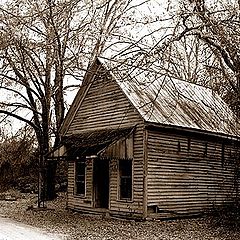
[99,57,239,138]
[60,57,239,138]
[60,60,102,135]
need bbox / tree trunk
[45,160,57,200]
[236,74,240,118]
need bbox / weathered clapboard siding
[67,162,74,195]
[108,128,144,215]
[67,160,93,208]
[67,68,141,133]
[61,58,239,220]
[65,66,145,216]
[147,129,236,215]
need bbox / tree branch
[0,109,39,131]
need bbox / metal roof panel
[100,58,239,137]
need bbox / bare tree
[0,0,150,200]
[0,125,36,191]
[3,0,238,202]
[171,0,240,117]
[113,0,239,121]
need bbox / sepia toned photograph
[0,0,239,239]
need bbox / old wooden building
[55,58,239,219]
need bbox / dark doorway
[93,159,109,208]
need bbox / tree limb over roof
[99,57,239,138]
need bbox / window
[75,158,86,196]
[119,159,132,200]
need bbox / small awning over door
[60,126,135,160]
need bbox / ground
[0,217,62,240]
[0,190,239,240]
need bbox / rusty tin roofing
[63,127,134,148]
[99,58,239,137]
[62,127,134,156]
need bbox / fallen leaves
[0,190,239,240]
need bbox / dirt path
[0,217,63,240]
[0,191,240,240]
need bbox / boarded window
[75,158,86,196]
[119,159,132,200]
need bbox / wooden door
[93,159,109,208]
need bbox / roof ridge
[98,56,213,91]
[98,57,239,137]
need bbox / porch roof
[62,126,135,158]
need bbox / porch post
[143,127,148,219]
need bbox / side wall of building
[147,129,236,217]
[66,65,145,218]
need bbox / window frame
[118,159,133,201]
[75,157,86,197]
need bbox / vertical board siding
[102,134,134,159]
[66,67,144,216]
[147,130,236,215]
